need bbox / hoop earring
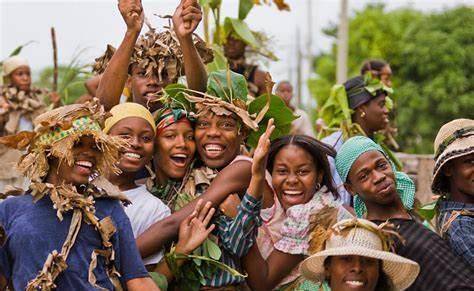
[361,111,366,118]
[315,183,321,190]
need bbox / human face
[194,114,242,169]
[345,151,397,207]
[271,145,321,210]
[325,256,380,291]
[127,65,171,112]
[53,135,101,186]
[155,122,195,180]
[379,65,392,87]
[359,94,389,133]
[223,35,247,59]
[445,153,474,199]
[108,117,155,173]
[276,82,293,106]
[9,66,31,92]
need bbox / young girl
[104,102,171,268]
[239,131,354,290]
[0,100,158,290]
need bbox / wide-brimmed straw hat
[300,219,419,290]
[431,118,474,194]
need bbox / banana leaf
[223,17,259,48]
[207,70,249,102]
[239,0,254,20]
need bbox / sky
[1,0,472,103]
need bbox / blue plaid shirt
[206,193,262,287]
[438,201,474,266]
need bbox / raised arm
[173,0,207,92]
[96,0,143,110]
[136,160,252,258]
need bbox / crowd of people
[0,0,472,290]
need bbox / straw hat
[431,119,474,194]
[300,219,420,291]
[2,56,29,76]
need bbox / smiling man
[335,136,474,291]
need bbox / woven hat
[300,219,420,291]
[2,56,29,77]
[431,118,474,194]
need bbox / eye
[185,133,194,141]
[275,168,288,175]
[142,135,153,142]
[297,169,310,176]
[119,134,131,140]
[377,160,388,170]
[358,173,368,181]
[163,133,176,139]
[197,121,209,128]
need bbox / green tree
[309,4,474,153]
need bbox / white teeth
[172,154,188,159]
[205,144,223,152]
[124,152,141,159]
[76,161,92,168]
[346,281,364,287]
[284,190,303,195]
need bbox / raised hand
[118,0,144,33]
[176,199,216,254]
[172,0,202,40]
[252,119,275,177]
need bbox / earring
[315,183,321,190]
[361,111,366,118]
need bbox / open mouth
[74,160,94,175]
[169,153,189,168]
[345,280,365,288]
[281,189,305,205]
[123,152,142,160]
[203,144,226,159]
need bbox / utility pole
[296,27,302,108]
[336,0,349,84]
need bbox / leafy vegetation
[309,4,474,153]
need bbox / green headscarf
[335,136,415,217]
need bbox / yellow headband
[104,102,156,134]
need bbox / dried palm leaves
[93,27,214,84]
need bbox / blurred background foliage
[308,4,474,154]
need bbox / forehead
[159,121,193,134]
[274,145,313,164]
[198,113,237,123]
[350,150,387,174]
[111,116,154,132]
[12,66,30,73]
[276,82,292,90]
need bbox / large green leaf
[418,200,438,221]
[239,0,254,20]
[207,70,248,102]
[224,17,259,48]
[204,238,222,260]
[247,94,297,147]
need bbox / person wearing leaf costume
[95,0,213,113]
[334,136,474,291]
[0,99,160,290]
[222,16,276,97]
[0,56,62,192]
[137,69,295,290]
[320,75,397,206]
[430,119,474,266]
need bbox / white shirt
[123,185,171,265]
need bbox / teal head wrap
[335,136,415,217]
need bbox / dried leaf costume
[0,99,142,290]
[93,26,213,86]
[0,56,50,190]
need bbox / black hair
[267,135,339,199]
[360,60,389,75]
[324,257,395,291]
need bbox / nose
[286,172,299,185]
[146,73,160,87]
[175,134,186,148]
[351,257,363,273]
[129,135,142,149]
[206,124,221,138]
[373,169,386,185]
